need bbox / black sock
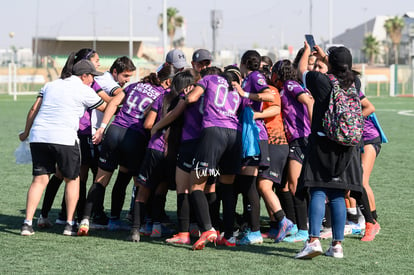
[273,209,285,224]
[41,175,64,217]
[110,171,132,219]
[236,175,260,232]
[132,201,146,229]
[190,190,212,232]
[351,189,375,224]
[371,210,378,221]
[83,183,105,220]
[219,183,235,239]
[177,193,190,232]
[151,194,166,223]
[293,195,308,231]
[277,190,296,224]
[347,213,359,224]
[206,192,221,230]
[76,180,87,222]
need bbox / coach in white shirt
[19,59,107,237]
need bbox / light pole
[8,32,17,101]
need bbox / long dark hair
[61,49,98,79]
[142,63,177,86]
[162,69,195,116]
[241,50,261,71]
[60,52,76,79]
[327,46,359,90]
[273,59,297,83]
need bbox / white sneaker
[295,239,323,259]
[325,243,344,258]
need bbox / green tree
[384,16,405,64]
[158,7,184,49]
[362,34,380,64]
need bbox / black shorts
[78,134,100,168]
[176,139,199,173]
[259,143,289,185]
[30,142,81,180]
[362,136,381,157]
[99,125,148,176]
[241,139,271,168]
[193,127,242,176]
[137,149,167,189]
[288,137,308,164]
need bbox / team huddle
[19,42,387,259]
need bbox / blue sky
[1,0,413,52]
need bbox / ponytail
[60,52,76,79]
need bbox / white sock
[347,207,357,215]
[24,219,32,226]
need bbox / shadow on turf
[1,209,300,257]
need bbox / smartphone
[305,34,316,50]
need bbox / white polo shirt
[30,76,104,146]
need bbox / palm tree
[384,16,405,64]
[362,34,380,64]
[158,7,184,49]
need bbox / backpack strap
[327,73,340,86]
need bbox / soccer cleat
[238,230,263,245]
[77,219,90,236]
[320,227,333,239]
[166,232,191,244]
[283,229,309,243]
[295,239,323,259]
[274,217,294,243]
[21,223,34,236]
[325,243,344,258]
[63,223,78,236]
[286,224,298,236]
[37,215,53,229]
[107,219,131,231]
[217,235,237,247]
[262,227,277,239]
[361,222,380,241]
[140,220,153,236]
[90,213,109,229]
[129,228,140,242]
[189,223,200,238]
[150,222,162,238]
[192,229,217,250]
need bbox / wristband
[100,122,107,129]
[243,92,250,98]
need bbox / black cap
[328,46,352,70]
[73,60,103,76]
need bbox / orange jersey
[263,85,288,145]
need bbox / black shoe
[21,223,34,236]
[91,213,109,229]
[63,223,78,236]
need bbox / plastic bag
[14,140,32,164]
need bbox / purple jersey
[78,80,103,135]
[147,93,167,152]
[112,82,165,135]
[197,75,241,130]
[241,71,269,140]
[358,91,379,141]
[280,80,311,143]
[181,93,203,141]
